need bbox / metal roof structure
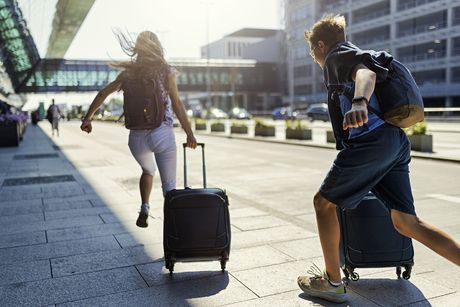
[45,0,95,58]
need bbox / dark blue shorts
[319,124,416,215]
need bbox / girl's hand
[186,134,197,149]
[80,120,92,134]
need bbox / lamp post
[201,1,213,110]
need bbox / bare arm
[342,64,377,130]
[168,74,197,148]
[80,74,122,133]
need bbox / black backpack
[325,42,424,128]
[121,73,167,130]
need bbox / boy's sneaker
[136,204,149,228]
[297,264,348,303]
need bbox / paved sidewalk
[0,122,458,306]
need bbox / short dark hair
[304,14,346,47]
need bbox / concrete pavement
[0,121,458,306]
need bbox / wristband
[352,96,369,104]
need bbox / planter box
[326,130,336,143]
[286,128,312,140]
[255,126,275,137]
[230,125,248,134]
[195,123,207,131]
[0,122,20,147]
[210,123,225,132]
[408,134,433,152]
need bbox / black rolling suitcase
[163,143,231,274]
[337,193,414,281]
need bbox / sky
[21,0,283,60]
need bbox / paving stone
[99,211,140,224]
[231,215,289,231]
[58,274,256,307]
[47,222,129,243]
[229,207,268,219]
[0,266,147,306]
[0,215,104,235]
[0,198,42,208]
[231,225,317,249]
[270,237,322,260]
[229,245,294,272]
[347,271,456,305]
[0,202,43,216]
[0,213,44,225]
[231,259,321,297]
[51,244,163,277]
[0,260,51,286]
[44,206,112,220]
[0,231,46,249]
[43,200,94,212]
[402,292,460,307]
[0,236,120,266]
[114,225,164,248]
[224,289,380,307]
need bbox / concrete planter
[230,125,248,134]
[286,128,312,140]
[255,126,275,137]
[195,123,207,131]
[0,122,20,147]
[210,123,225,132]
[408,134,433,152]
[326,130,336,143]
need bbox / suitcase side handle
[182,143,206,188]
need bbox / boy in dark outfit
[297,14,460,303]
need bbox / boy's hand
[343,101,368,130]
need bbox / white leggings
[128,123,177,194]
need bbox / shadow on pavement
[0,123,229,306]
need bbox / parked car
[306,103,329,122]
[203,108,229,119]
[229,107,252,119]
[272,107,295,120]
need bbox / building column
[243,93,248,109]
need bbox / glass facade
[0,0,40,91]
[21,59,280,94]
[397,11,447,37]
[397,40,446,63]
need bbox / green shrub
[286,119,308,130]
[254,118,274,128]
[195,118,207,125]
[404,121,427,135]
[231,120,248,128]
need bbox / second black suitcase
[337,193,414,281]
[163,143,231,274]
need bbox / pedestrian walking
[80,31,197,228]
[297,14,460,303]
[46,99,61,136]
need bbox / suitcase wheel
[220,259,226,272]
[165,259,175,274]
[402,265,412,280]
[350,271,359,281]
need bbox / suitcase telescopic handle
[182,143,206,188]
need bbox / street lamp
[201,1,214,110]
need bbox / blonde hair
[112,30,170,79]
[304,14,346,47]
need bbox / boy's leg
[296,192,348,304]
[313,192,341,282]
[391,210,460,266]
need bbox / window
[412,69,445,85]
[352,0,390,24]
[397,11,447,37]
[397,40,446,62]
[294,84,313,95]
